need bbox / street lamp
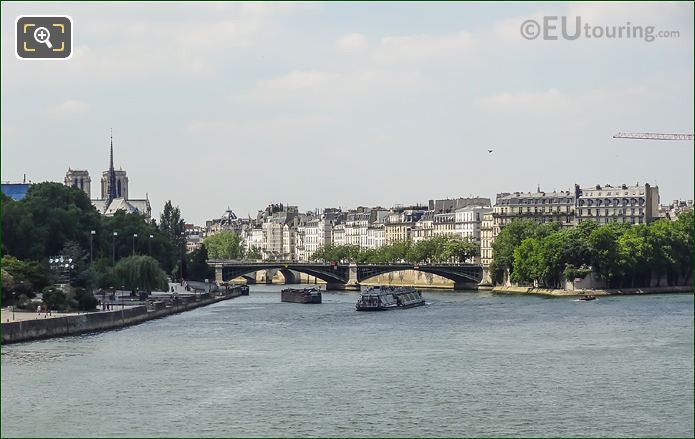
[112,231,118,265]
[133,233,138,256]
[180,231,185,283]
[148,234,153,256]
[90,230,96,263]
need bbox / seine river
[2,286,693,437]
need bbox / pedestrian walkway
[1,308,79,323]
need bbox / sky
[1,1,693,225]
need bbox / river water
[1,285,693,437]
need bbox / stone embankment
[1,288,244,345]
[491,285,693,297]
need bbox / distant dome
[221,210,238,221]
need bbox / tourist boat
[281,288,322,304]
[355,286,426,311]
[579,295,596,301]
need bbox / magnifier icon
[33,26,53,49]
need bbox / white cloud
[260,70,335,91]
[337,33,369,52]
[186,113,333,135]
[566,1,689,27]
[3,3,303,82]
[478,88,566,113]
[256,69,422,97]
[48,100,91,117]
[66,18,266,78]
[373,31,477,64]
[492,11,551,44]
[477,87,653,114]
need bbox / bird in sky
[487,149,493,153]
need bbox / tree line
[1,182,213,311]
[310,235,479,264]
[489,213,693,288]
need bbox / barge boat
[356,286,426,311]
[281,288,322,304]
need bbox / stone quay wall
[1,289,243,345]
[491,285,694,297]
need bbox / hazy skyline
[2,2,693,224]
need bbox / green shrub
[15,294,30,309]
[75,288,98,311]
[42,288,68,311]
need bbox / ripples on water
[2,286,693,437]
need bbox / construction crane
[613,132,694,141]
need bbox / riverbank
[1,288,244,345]
[491,285,694,297]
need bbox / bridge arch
[356,264,483,285]
[209,261,482,290]
[216,263,349,285]
[279,269,297,284]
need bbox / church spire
[107,129,117,204]
[110,128,114,170]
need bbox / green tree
[114,255,168,293]
[203,231,244,259]
[159,201,185,247]
[311,244,362,263]
[187,244,214,281]
[490,220,547,284]
[646,219,679,285]
[407,238,437,263]
[2,268,15,293]
[158,201,186,278]
[100,210,173,270]
[74,288,98,311]
[533,225,594,288]
[246,246,262,260]
[442,235,479,263]
[42,287,68,311]
[2,255,49,298]
[672,212,694,282]
[2,183,101,261]
[587,223,628,286]
[617,225,654,287]
[510,237,542,285]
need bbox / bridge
[207,260,484,290]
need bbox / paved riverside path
[2,309,79,323]
[1,306,141,323]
